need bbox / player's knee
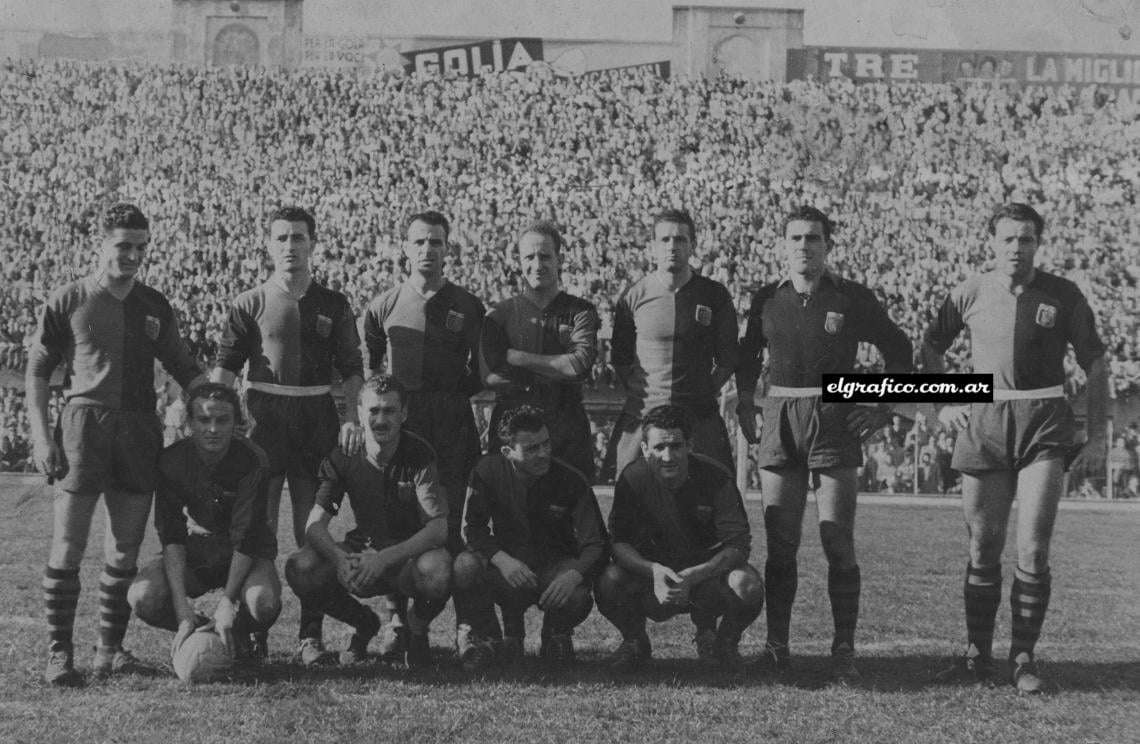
[451,551,485,591]
[727,566,765,608]
[244,584,282,626]
[594,563,630,604]
[284,548,323,596]
[415,549,453,600]
[819,522,855,566]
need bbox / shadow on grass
[197,651,1140,695]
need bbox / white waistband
[767,386,823,398]
[991,386,1064,400]
[247,381,332,397]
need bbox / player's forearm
[506,349,581,381]
[222,552,255,605]
[1083,356,1109,439]
[685,546,746,584]
[612,542,657,580]
[25,374,53,442]
[162,544,196,623]
[305,510,343,564]
[340,374,363,424]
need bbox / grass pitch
[1,477,1138,743]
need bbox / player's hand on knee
[937,404,970,432]
[338,421,365,456]
[350,550,395,592]
[492,552,537,590]
[33,438,66,479]
[336,553,359,589]
[651,563,685,606]
[538,569,583,610]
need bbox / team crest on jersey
[315,314,332,338]
[824,312,845,335]
[695,305,713,326]
[145,315,161,340]
[445,310,465,333]
[1036,304,1057,328]
[558,324,573,345]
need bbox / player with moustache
[285,375,452,668]
[212,206,365,666]
[128,383,281,663]
[363,211,484,659]
[605,209,739,478]
[736,206,912,681]
[452,405,608,673]
[27,202,207,684]
[596,405,763,672]
[479,220,599,480]
[923,203,1107,694]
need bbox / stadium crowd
[1,59,1137,490]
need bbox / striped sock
[98,564,137,649]
[43,566,81,651]
[1010,567,1051,662]
[319,585,375,633]
[764,559,798,648]
[964,563,1002,657]
[828,564,861,653]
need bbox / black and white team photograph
[0,0,1138,741]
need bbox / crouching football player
[285,375,451,667]
[453,406,608,672]
[128,383,281,664]
[596,405,764,672]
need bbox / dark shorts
[56,405,163,493]
[756,396,862,471]
[952,398,1075,474]
[605,406,735,479]
[405,391,481,552]
[487,400,595,481]
[183,533,234,597]
[246,390,339,479]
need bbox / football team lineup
[22,201,1113,700]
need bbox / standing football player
[285,375,451,667]
[363,211,484,657]
[736,206,912,680]
[923,203,1107,693]
[596,405,763,672]
[27,202,206,684]
[453,405,607,672]
[479,220,599,479]
[212,206,364,666]
[129,383,281,662]
[605,208,739,478]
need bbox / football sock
[379,594,406,627]
[691,608,718,635]
[718,593,764,647]
[319,585,375,633]
[1009,567,1051,661]
[298,599,323,641]
[764,559,798,648]
[98,564,136,649]
[408,598,445,635]
[828,564,861,653]
[964,563,1002,657]
[43,565,81,651]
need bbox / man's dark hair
[782,205,834,243]
[101,203,149,233]
[187,382,245,426]
[497,405,547,445]
[408,211,450,241]
[362,373,408,408]
[268,206,316,241]
[653,208,697,241]
[987,203,1044,239]
[642,404,692,441]
[518,220,563,254]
